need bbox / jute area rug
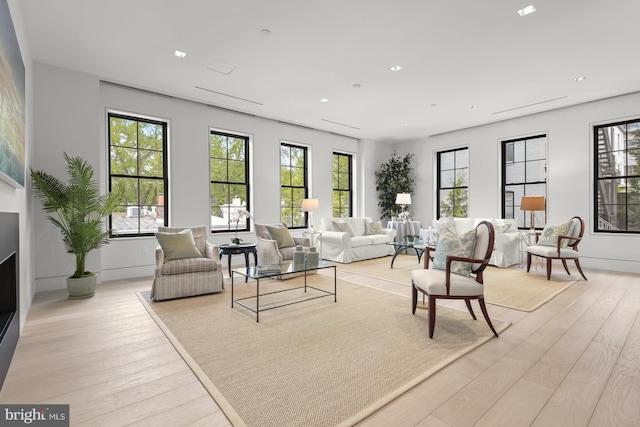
[139,274,509,427]
[338,255,578,312]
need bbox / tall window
[210,130,250,233]
[332,152,352,217]
[594,119,640,233]
[501,134,547,229]
[109,112,167,237]
[280,143,308,228]
[437,148,469,218]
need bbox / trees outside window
[502,134,547,229]
[280,143,308,228]
[210,130,250,233]
[437,148,468,218]
[594,119,640,233]
[108,112,167,237]
[332,152,352,217]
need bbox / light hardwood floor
[1,263,639,426]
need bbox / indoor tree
[374,151,415,220]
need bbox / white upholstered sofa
[318,217,397,263]
[429,217,520,268]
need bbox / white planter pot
[66,274,97,299]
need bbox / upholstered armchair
[411,221,498,339]
[526,216,587,281]
[151,226,224,301]
[254,223,310,265]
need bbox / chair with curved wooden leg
[526,216,587,281]
[411,221,497,339]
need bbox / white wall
[397,92,640,273]
[32,66,360,288]
[0,0,35,328]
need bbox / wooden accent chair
[411,221,498,339]
[526,216,587,281]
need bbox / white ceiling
[15,0,640,141]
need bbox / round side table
[218,243,258,283]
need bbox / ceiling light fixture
[574,76,586,82]
[517,5,536,16]
[320,98,329,102]
[261,29,271,35]
[470,104,478,109]
[352,83,361,89]
[390,65,402,71]
[174,50,186,58]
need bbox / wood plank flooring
[1,264,639,426]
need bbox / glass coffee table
[230,261,337,322]
[387,238,431,268]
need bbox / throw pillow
[432,228,477,277]
[266,225,296,249]
[433,217,457,236]
[155,229,203,261]
[365,220,384,235]
[537,222,570,247]
[332,220,356,237]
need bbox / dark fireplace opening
[0,252,17,341]
[0,212,19,391]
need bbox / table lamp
[302,198,319,232]
[395,193,411,214]
[520,195,545,231]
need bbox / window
[332,152,353,217]
[280,143,308,228]
[437,148,469,218]
[501,134,547,229]
[210,130,250,233]
[594,119,640,233]
[109,112,167,237]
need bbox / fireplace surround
[0,212,19,390]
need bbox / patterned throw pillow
[155,229,203,261]
[332,220,356,237]
[432,228,477,277]
[365,221,384,235]
[538,222,570,247]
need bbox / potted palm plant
[30,153,124,299]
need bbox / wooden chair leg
[562,259,571,275]
[546,258,552,280]
[526,253,532,272]
[574,259,588,281]
[464,299,476,320]
[411,282,417,314]
[478,298,499,338]
[428,295,436,338]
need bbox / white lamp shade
[301,198,319,212]
[395,193,411,205]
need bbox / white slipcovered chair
[151,226,224,301]
[411,221,498,339]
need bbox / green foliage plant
[30,153,124,278]
[374,151,415,220]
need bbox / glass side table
[303,231,323,260]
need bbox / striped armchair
[151,226,224,301]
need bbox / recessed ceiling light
[401,123,408,127]
[261,29,271,35]
[390,65,402,71]
[174,50,187,58]
[574,76,586,82]
[517,5,536,16]
[352,83,361,89]
[320,98,329,103]
[470,104,478,109]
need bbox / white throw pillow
[156,229,203,260]
[365,221,385,235]
[332,220,356,237]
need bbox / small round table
[219,243,258,283]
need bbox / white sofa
[429,218,520,268]
[319,217,397,263]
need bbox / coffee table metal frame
[387,239,427,268]
[231,261,337,322]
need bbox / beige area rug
[138,275,509,427]
[338,255,578,312]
